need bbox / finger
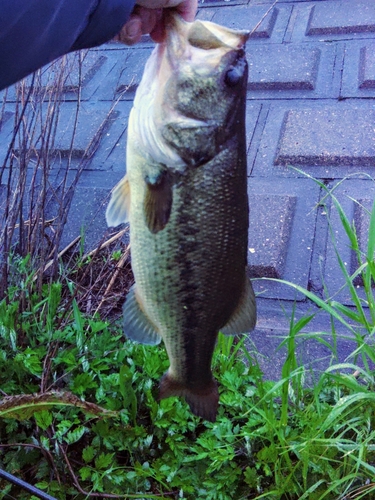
[149,8,167,43]
[150,1,197,43]
[176,0,197,22]
[136,0,197,21]
[115,7,160,45]
[136,0,181,9]
[115,15,143,45]
[150,22,165,43]
[139,7,161,34]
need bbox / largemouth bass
[106,12,256,422]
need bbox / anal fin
[123,285,161,345]
[221,274,257,335]
[106,175,131,227]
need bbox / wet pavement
[1,0,375,378]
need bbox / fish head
[159,13,249,165]
[164,12,248,119]
[130,13,249,169]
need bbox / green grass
[1,180,375,499]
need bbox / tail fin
[159,372,219,422]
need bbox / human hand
[114,0,197,45]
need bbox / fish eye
[224,67,242,87]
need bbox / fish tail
[159,372,219,422]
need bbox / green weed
[0,282,374,498]
[1,178,375,499]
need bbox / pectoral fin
[106,175,130,227]
[144,170,173,234]
[123,285,162,345]
[221,275,257,335]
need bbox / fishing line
[250,0,279,37]
[0,468,57,500]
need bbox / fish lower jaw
[159,371,219,422]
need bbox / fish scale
[106,12,256,421]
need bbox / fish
[106,12,256,422]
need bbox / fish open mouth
[164,11,249,51]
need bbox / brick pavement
[1,0,375,378]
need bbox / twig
[0,442,54,462]
[33,235,81,281]
[58,443,169,499]
[0,442,60,485]
[55,236,110,330]
[41,341,60,392]
[12,217,56,230]
[93,246,130,316]
[82,228,128,260]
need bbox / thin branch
[93,246,130,317]
[250,0,279,36]
[58,443,171,499]
[82,229,127,260]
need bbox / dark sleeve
[0,0,135,90]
